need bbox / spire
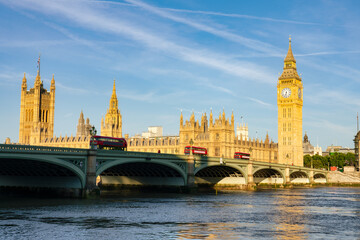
[35,55,41,85]
[279,36,301,80]
[109,80,118,111]
[22,72,27,90]
[180,110,183,126]
[112,79,117,98]
[231,111,234,126]
[51,74,55,85]
[265,132,269,144]
[285,36,296,63]
[79,110,84,122]
[190,111,195,124]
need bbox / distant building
[141,126,163,138]
[302,133,322,156]
[324,145,354,155]
[236,123,249,141]
[303,133,314,155]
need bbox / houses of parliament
[15,39,304,166]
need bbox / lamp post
[189,138,194,156]
[89,125,97,149]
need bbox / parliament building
[17,39,304,166]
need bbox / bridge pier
[247,160,256,190]
[309,170,314,184]
[186,155,196,190]
[83,149,100,198]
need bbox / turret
[231,111,234,127]
[22,73,27,91]
[180,110,183,127]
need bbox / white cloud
[0,0,276,84]
[124,0,280,55]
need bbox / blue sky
[0,0,359,150]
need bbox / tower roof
[279,36,301,80]
[284,36,296,63]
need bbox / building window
[283,123,286,132]
[283,137,286,145]
[283,108,286,118]
[215,147,220,156]
[288,137,291,145]
[288,108,291,118]
[288,123,291,131]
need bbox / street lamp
[189,138,194,156]
[89,125,97,149]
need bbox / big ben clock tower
[277,37,303,166]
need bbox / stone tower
[277,37,303,166]
[76,111,91,138]
[19,59,55,145]
[101,80,122,137]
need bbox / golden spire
[112,79,117,98]
[279,36,301,80]
[284,35,296,63]
[22,72,27,90]
[35,55,41,85]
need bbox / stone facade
[126,110,278,162]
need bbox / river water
[0,187,359,239]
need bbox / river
[0,187,359,239]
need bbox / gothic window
[283,137,286,145]
[288,137,291,145]
[283,123,286,132]
[288,123,291,131]
[185,134,189,141]
[216,133,220,140]
[283,108,286,118]
[288,108,291,118]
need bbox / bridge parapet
[0,144,87,154]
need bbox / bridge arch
[194,163,247,185]
[0,155,85,188]
[97,159,187,186]
[290,171,310,184]
[253,167,284,184]
[313,172,327,183]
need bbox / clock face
[298,88,302,99]
[281,88,291,98]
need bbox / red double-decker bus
[184,146,207,156]
[90,136,127,150]
[234,152,250,160]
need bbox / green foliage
[303,152,356,169]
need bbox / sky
[0,0,359,151]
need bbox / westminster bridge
[0,144,328,196]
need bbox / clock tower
[277,37,303,166]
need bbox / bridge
[0,144,328,197]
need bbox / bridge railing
[0,144,88,154]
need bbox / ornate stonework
[19,68,55,145]
[101,80,122,138]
